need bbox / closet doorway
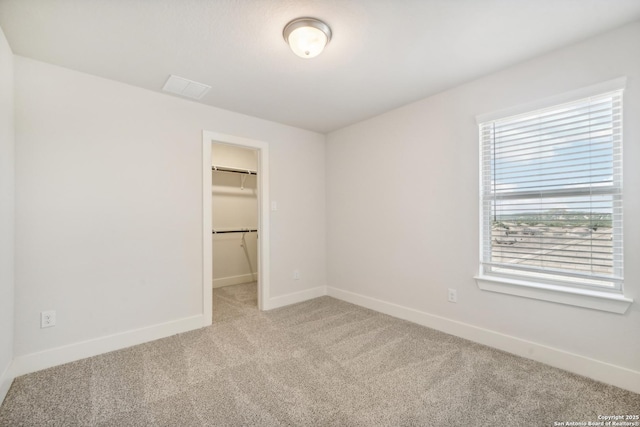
[202,131,270,326]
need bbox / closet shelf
[212,165,257,175]
[212,229,258,234]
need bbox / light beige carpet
[212,281,259,323]
[1,283,638,426]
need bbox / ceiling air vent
[162,75,211,100]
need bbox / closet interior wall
[211,143,258,288]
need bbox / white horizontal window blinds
[480,90,623,290]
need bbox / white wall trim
[264,286,327,311]
[202,135,213,325]
[0,361,12,406]
[475,275,632,314]
[9,314,203,380]
[213,273,257,288]
[326,286,640,394]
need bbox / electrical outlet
[41,310,56,328]
[293,269,300,280]
[447,288,457,303]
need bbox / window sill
[474,275,633,314]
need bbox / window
[476,81,629,312]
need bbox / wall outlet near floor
[447,288,457,303]
[41,310,56,328]
[293,269,300,280]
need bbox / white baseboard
[264,286,327,311]
[213,273,257,288]
[327,287,640,394]
[9,314,204,380]
[0,361,12,406]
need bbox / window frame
[474,78,632,314]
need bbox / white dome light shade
[288,26,327,58]
[283,18,332,59]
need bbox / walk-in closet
[211,143,259,321]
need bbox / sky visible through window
[490,96,616,222]
[481,91,622,288]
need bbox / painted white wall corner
[264,286,327,311]
[0,365,13,406]
[0,22,15,408]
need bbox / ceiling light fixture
[283,17,332,59]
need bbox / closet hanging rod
[212,229,258,234]
[212,165,257,175]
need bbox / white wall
[326,21,640,380]
[13,56,326,361]
[0,25,15,401]
[212,144,258,287]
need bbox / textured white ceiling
[1,0,640,133]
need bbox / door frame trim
[202,131,270,325]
